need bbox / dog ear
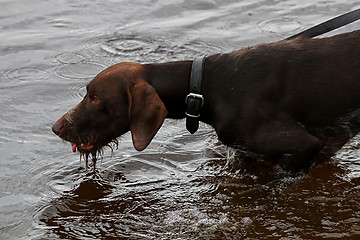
[127,81,167,151]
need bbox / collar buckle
[185,93,204,109]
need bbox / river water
[1,0,360,239]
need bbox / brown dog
[52,30,360,171]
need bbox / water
[1,0,360,239]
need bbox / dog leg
[251,117,323,171]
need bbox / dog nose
[52,122,62,135]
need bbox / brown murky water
[1,0,360,239]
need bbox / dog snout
[52,116,68,136]
[52,121,62,136]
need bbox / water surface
[1,0,360,239]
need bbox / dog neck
[143,55,230,125]
[144,61,194,119]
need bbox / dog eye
[92,96,100,104]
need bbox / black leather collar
[185,56,206,134]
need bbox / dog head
[52,63,167,156]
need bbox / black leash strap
[287,8,360,40]
[186,56,206,134]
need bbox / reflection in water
[41,175,115,238]
[37,150,360,239]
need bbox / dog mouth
[71,142,95,153]
[56,130,119,169]
[68,137,119,159]
[68,136,98,154]
[69,139,103,170]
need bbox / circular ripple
[55,62,106,79]
[182,40,224,55]
[45,81,87,102]
[85,34,225,63]
[71,84,86,99]
[55,53,85,64]
[5,67,49,82]
[258,18,302,34]
[100,38,148,55]
[86,35,152,57]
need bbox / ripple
[87,35,154,61]
[55,62,105,79]
[100,38,150,55]
[56,83,86,100]
[258,18,302,34]
[48,18,73,28]
[5,67,50,83]
[55,53,85,64]
[85,34,225,63]
[183,40,224,55]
